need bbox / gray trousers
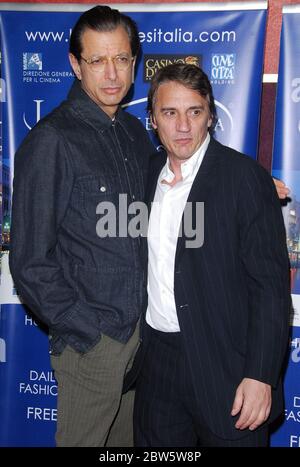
[50,323,139,447]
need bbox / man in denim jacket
[10,6,154,447]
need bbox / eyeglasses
[80,54,134,72]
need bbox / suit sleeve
[237,162,291,388]
[9,125,100,352]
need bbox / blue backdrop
[271,5,300,448]
[0,3,268,446]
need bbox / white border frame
[263,74,278,83]
[283,5,300,14]
[0,2,268,12]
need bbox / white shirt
[146,133,210,332]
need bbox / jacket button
[100,186,106,192]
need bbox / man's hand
[231,378,272,431]
[273,178,290,199]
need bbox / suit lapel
[175,138,221,261]
[146,150,167,210]
[145,140,221,261]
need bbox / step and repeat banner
[271,4,300,448]
[0,2,274,446]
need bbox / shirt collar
[159,133,211,184]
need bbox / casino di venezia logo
[143,54,202,82]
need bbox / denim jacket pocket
[72,263,133,326]
[77,174,121,220]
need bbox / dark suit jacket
[126,137,291,440]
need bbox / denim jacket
[10,80,155,354]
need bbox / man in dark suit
[133,63,291,447]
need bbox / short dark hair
[148,64,217,133]
[69,5,140,60]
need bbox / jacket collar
[146,136,222,259]
[147,136,221,204]
[175,136,221,259]
[67,79,134,141]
